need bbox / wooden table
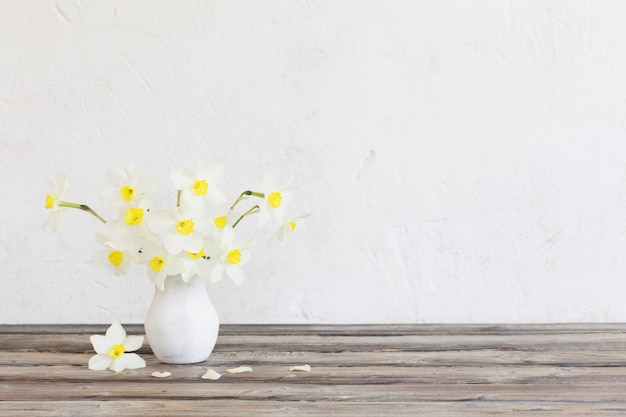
[2,324,626,416]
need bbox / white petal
[288,364,312,372]
[182,197,205,216]
[152,371,172,378]
[194,258,214,281]
[207,187,227,206]
[124,335,144,352]
[226,265,245,286]
[106,322,126,344]
[88,354,112,370]
[90,335,111,354]
[52,172,70,197]
[171,168,192,190]
[201,368,222,380]
[257,206,270,227]
[163,234,185,255]
[238,249,252,266]
[100,218,127,238]
[109,357,126,373]
[179,265,196,283]
[271,205,287,223]
[210,263,225,283]
[220,226,236,247]
[43,210,63,232]
[226,366,253,374]
[183,235,204,254]
[150,271,167,291]
[149,218,175,235]
[123,353,146,370]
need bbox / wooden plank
[2,323,626,336]
[3,380,626,402]
[2,400,626,417]
[5,364,626,386]
[3,332,626,354]
[2,348,626,368]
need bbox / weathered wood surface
[2,324,626,416]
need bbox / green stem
[58,201,107,223]
[232,205,259,228]
[230,190,265,210]
[177,190,182,207]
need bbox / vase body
[144,274,219,364]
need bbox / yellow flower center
[120,185,135,202]
[226,249,242,265]
[268,192,282,208]
[45,193,56,209]
[177,219,194,235]
[214,215,227,229]
[188,248,205,259]
[108,251,124,267]
[125,207,144,225]
[193,180,208,196]
[149,256,165,272]
[108,343,125,359]
[289,221,297,231]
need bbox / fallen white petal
[201,368,222,380]
[226,366,253,374]
[151,371,172,378]
[288,364,312,372]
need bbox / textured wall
[2,1,626,324]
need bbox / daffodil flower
[211,203,241,232]
[148,199,212,255]
[100,201,158,246]
[91,233,139,278]
[172,160,227,207]
[257,174,293,227]
[43,173,70,231]
[140,242,195,290]
[210,227,253,285]
[184,236,218,281]
[44,163,308,293]
[88,322,146,373]
[102,165,158,211]
[275,210,310,243]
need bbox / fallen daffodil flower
[151,371,172,378]
[201,368,222,380]
[88,322,146,373]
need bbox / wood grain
[1,324,626,416]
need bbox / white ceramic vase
[144,274,219,364]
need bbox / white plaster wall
[2,1,626,324]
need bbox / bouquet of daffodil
[44,161,308,290]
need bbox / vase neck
[160,274,204,292]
